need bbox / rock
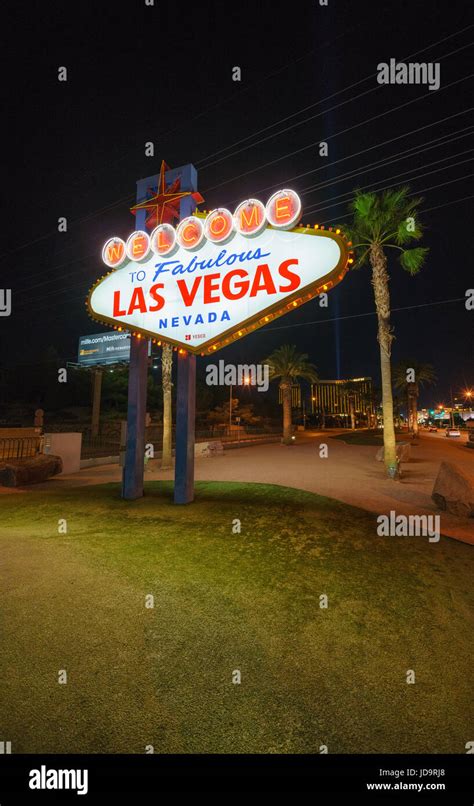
[376,442,411,463]
[0,454,63,487]
[431,461,474,518]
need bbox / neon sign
[101,190,302,268]
[88,190,352,354]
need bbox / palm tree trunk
[350,398,356,430]
[281,381,293,444]
[370,243,399,479]
[161,343,173,469]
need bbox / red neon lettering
[278,258,300,292]
[250,264,276,297]
[275,196,291,220]
[210,215,227,236]
[240,205,260,230]
[204,273,221,303]
[177,276,202,307]
[157,232,170,251]
[221,269,250,300]
[182,224,198,244]
[149,283,165,311]
[132,237,146,256]
[113,290,126,316]
[127,287,147,314]
[108,243,124,263]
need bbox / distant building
[278,385,301,408]
[311,377,374,425]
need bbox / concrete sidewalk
[15,430,474,545]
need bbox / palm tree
[265,344,318,444]
[340,186,428,478]
[393,360,436,436]
[161,343,173,469]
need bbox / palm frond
[399,246,429,275]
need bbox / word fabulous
[102,189,301,268]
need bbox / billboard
[88,190,352,355]
[77,331,133,366]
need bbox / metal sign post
[122,164,199,501]
[174,350,196,504]
[172,166,199,504]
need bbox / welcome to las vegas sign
[87,189,353,354]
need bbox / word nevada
[102,189,302,268]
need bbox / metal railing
[13,421,283,460]
[0,436,43,460]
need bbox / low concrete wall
[80,455,119,469]
[44,432,82,474]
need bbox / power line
[205,73,474,193]
[263,297,466,333]
[15,190,473,319]
[419,194,474,215]
[220,107,474,206]
[15,118,474,288]
[300,126,474,196]
[318,191,474,226]
[11,146,474,304]
[303,151,474,216]
[197,25,474,168]
[17,254,97,293]
[2,24,472,267]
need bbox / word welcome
[102,189,302,267]
[206,361,269,392]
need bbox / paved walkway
[18,430,474,545]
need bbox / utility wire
[14,190,473,317]
[197,26,474,167]
[2,25,472,264]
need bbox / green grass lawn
[0,481,472,754]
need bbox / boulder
[0,454,63,487]
[376,441,411,463]
[431,461,474,518]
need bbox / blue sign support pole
[122,163,198,502]
[122,175,152,500]
[173,165,198,504]
[174,350,196,503]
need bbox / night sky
[2,0,473,408]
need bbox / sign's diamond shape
[88,225,348,354]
